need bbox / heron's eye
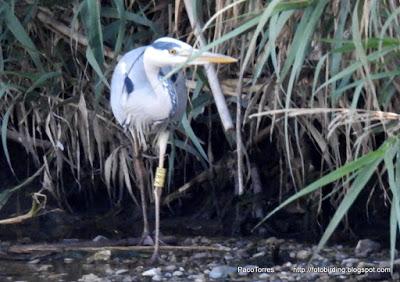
[168,49,177,55]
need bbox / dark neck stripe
[158,70,177,118]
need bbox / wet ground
[0,236,397,282]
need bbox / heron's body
[111,45,187,143]
[109,37,236,262]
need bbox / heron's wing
[110,46,148,125]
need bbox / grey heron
[110,37,236,261]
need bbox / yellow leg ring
[154,167,167,188]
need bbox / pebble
[92,235,109,242]
[87,250,111,263]
[164,265,176,271]
[152,275,162,281]
[142,267,161,277]
[259,273,271,279]
[209,265,236,279]
[341,258,359,267]
[192,252,209,259]
[172,270,183,276]
[164,272,172,278]
[78,273,102,282]
[355,239,381,257]
[115,269,128,275]
[38,264,52,271]
[335,252,348,261]
[251,251,266,258]
[296,250,311,260]
[187,274,206,282]
[64,258,74,264]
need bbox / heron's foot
[138,229,154,246]
[149,249,167,264]
[138,232,169,246]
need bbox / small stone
[115,269,128,275]
[87,250,112,263]
[224,254,234,260]
[335,252,348,261]
[209,265,236,279]
[188,274,206,282]
[28,259,40,264]
[173,270,183,276]
[200,237,211,244]
[296,250,311,260]
[164,265,176,271]
[38,264,52,271]
[236,249,250,258]
[192,252,209,259]
[341,258,359,267]
[92,235,109,243]
[64,258,74,264]
[355,239,381,258]
[78,273,102,282]
[259,273,271,279]
[252,251,266,258]
[152,275,162,281]
[142,267,161,277]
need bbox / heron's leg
[134,154,151,240]
[131,131,151,241]
[150,130,169,262]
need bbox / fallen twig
[8,242,227,254]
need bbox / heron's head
[143,37,237,67]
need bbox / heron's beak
[184,51,238,64]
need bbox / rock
[87,250,112,263]
[173,270,183,276]
[192,252,209,259]
[164,265,176,271]
[78,273,102,282]
[209,265,236,279]
[355,239,381,258]
[92,235,109,242]
[224,254,234,260]
[251,251,266,258]
[28,259,40,264]
[64,258,74,264]
[38,264,52,271]
[296,250,311,260]
[341,258,359,267]
[259,273,271,279]
[200,237,211,244]
[265,237,284,245]
[142,267,161,277]
[152,275,162,281]
[115,269,128,275]
[188,274,206,282]
[335,252,348,261]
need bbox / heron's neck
[143,62,165,95]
